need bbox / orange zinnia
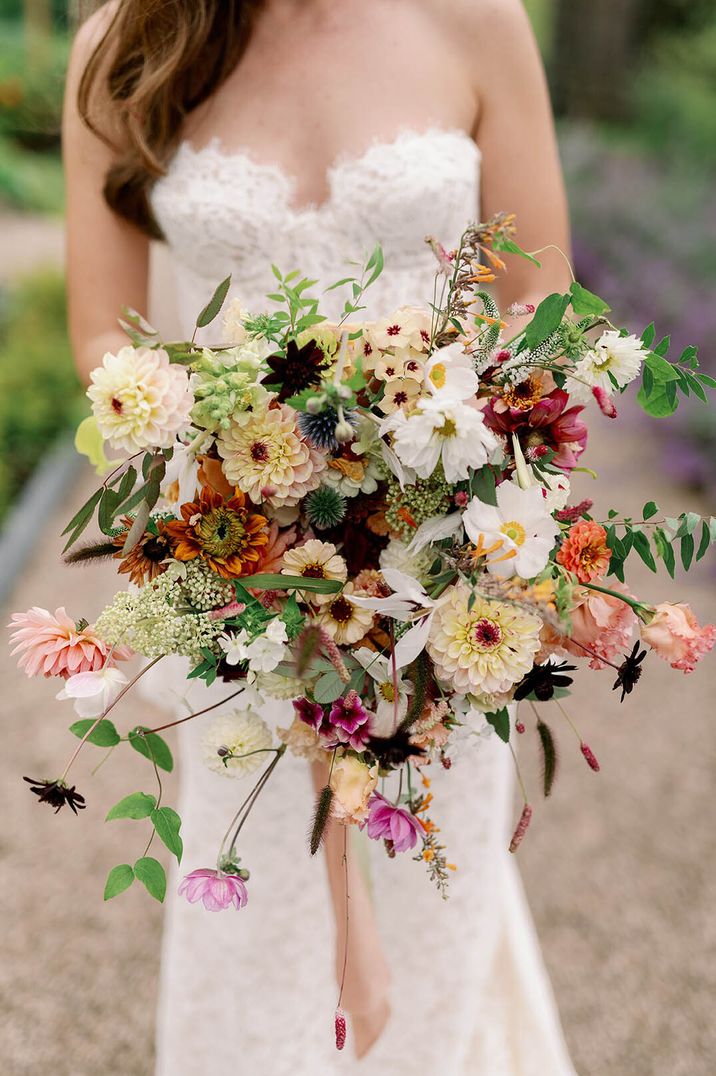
[162,485,268,579]
[556,520,611,583]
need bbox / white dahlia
[565,330,647,403]
[201,708,273,778]
[217,404,325,508]
[462,479,559,580]
[88,345,193,453]
[427,585,541,696]
[379,538,434,580]
[387,393,497,484]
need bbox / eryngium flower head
[297,407,357,451]
[23,776,86,814]
[304,485,347,530]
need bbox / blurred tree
[24,0,53,72]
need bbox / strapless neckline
[172,126,481,217]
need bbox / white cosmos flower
[353,648,413,736]
[385,393,497,484]
[56,666,128,718]
[462,479,559,579]
[424,343,479,401]
[565,330,647,403]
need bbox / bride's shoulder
[423,0,534,47]
[70,0,119,62]
[65,1,122,138]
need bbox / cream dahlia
[427,585,542,695]
[87,345,193,453]
[201,708,273,778]
[281,539,347,603]
[217,405,325,508]
[565,331,646,403]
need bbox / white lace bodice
[151,127,481,333]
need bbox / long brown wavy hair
[78,1,259,237]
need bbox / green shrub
[0,21,69,149]
[0,270,84,523]
[0,133,64,212]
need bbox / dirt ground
[1,221,714,1075]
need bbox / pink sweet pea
[641,603,716,673]
[364,793,424,853]
[179,869,248,911]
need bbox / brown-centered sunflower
[113,517,171,585]
[261,339,328,402]
[162,485,269,579]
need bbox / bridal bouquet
[10,215,716,922]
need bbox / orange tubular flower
[557,520,612,584]
[162,485,269,579]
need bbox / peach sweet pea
[641,602,716,673]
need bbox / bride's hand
[311,761,392,1058]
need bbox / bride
[64,1,576,1072]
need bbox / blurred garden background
[1,3,715,1075]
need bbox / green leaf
[654,527,676,578]
[636,378,678,418]
[239,572,343,594]
[696,521,712,562]
[470,465,498,506]
[569,281,610,316]
[653,335,671,358]
[641,322,656,349]
[524,292,570,349]
[645,350,680,383]
[486,707,510,743]
[133,857,166,903]
[365,244,384,286]
[675,512,701,538]
[104,864,135,901]
[106,791,156,821]
[196,276,231,329]
[151,807,183,863]
[642,501,659,520]
[681,532,695,572]
[313,671,346,704]
[70,718,121,747]
[632,530,657,572]
[61,485,104,551]
[696,372,716,389]
[129,727,174,773]
[491,234,541,266]
[98,487,122,534]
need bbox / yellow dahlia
[281,539,347,604]
[317,583,375,645]
[427,585,542,696]
[217,404,325,508]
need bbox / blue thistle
[297,407,357,451]
[305,486,347,530]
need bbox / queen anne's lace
[148,129,576,1076]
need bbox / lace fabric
[148,128,577,1075]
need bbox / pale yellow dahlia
[201,708,273,778]
[317,583,375,645]
[217,404,325,508]
[427,585,542,696]
[281,539,347,604]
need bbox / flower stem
[580,580,652,620]
[144,687,245,735]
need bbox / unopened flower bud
[516,721,526,735]
[334,420,354,444]
[305,395,326,415]
[580,742,600,772]
[217,745,231,758]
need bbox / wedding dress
[148,128,578,1076]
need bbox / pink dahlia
[484,388,588,470]
[641,603,716,673]
[178,868,248,911]
[8,607,121,679]
[364,793,424,853]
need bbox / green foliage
[0,271,84,523]
[0,133,64,212]
[69,719,121,747]
[0,22,69,150]
[604,506,716,581]
[106,792,157,821]
[486,707,510,743]
[104,864,135,901]
[133,856,166,903]
[128,727,174,773]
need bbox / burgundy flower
[328,691,371,748]
[364,792,424,853]
[178,868,248,911]
[293,696,326,732]
[484,389,588,470]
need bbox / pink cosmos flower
[8,607,122,679]
[328,691,371,749]
[641,603,716,673]
[178,868,248,911]
[364,793,424,853]
[559,586,637,670]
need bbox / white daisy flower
[385,393,497,484]
[565,330,646,403]
[463,479,559,580]
[424,343,479,401]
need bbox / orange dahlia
[556,520,611,583]
[162,486,268,579]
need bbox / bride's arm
[465,0,573,311]
[63,8,150,383]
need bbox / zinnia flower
[87,345,193,453]
[179,868,248,911]
[281,539,347,603]
[364,792,424,853]
[9,607,118,679]
[201,708,273,777]
[557,520,611,583]
[641,602,715,673]
[463,479,559,579]
[329,754,378,822]
[217,405,325,508]
[317,584,375,645]
[163,485,269,579]
[427,585,542,696]
[565,331,646,403]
